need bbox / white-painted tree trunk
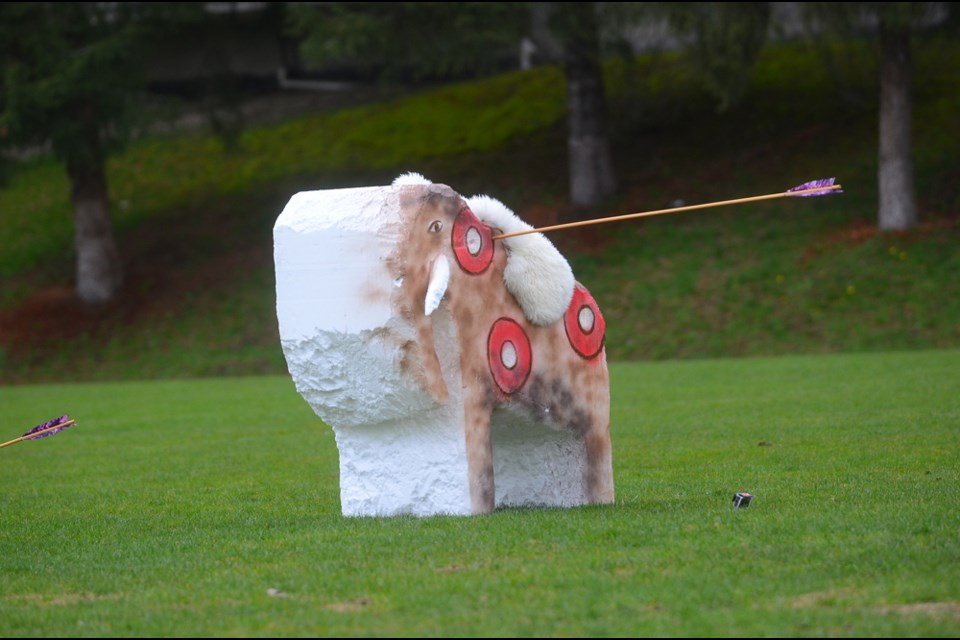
[563,2,616,211]
[67,160,123,304]
[878,21,917,231]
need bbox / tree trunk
[66,158,123,304]
[562,2,616,216]
[878,20,917,231]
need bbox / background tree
[292,1,620,213]
[532,2,617,213]
[801,2,950,231]
[293,2,527,83]
[0,3,143,304]
[0,3,211,304]
[554,2,771,209]
[661,2,771,112]
[875,3,926,231]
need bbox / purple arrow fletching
[23,415,73,440]
[787,177,841,197]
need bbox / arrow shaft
[491,184,841,240]
[0,436,24,449]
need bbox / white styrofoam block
[274,187,398,339]
[275,186,471,515]
[491,409,588,508]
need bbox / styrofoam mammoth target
[274,174,613,516]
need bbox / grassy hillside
[1,351,958,636]
[1,37,958,383]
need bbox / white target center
[578,306,595,333]
[501,340,518,369]
[465,227,483,256]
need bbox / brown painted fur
[388,184,613,514]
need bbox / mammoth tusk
[424,254,450,316]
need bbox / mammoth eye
[428,220,443,234]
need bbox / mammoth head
[391,173,574,327]
[391,173,491,321]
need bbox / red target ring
[452,206,494,274]
[564,283,605,359]
[488,318,532,394]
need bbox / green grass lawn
[2,350,957,637]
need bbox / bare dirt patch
[875,602,960,619]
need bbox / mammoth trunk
[67,158,123,304]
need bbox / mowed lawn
[1,349,958,637]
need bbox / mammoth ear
[424,254,450,316]
[467,195,574,326]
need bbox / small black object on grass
[733,492,753,508]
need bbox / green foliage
[1,350,958,636]
[291,2,529,82]
[802,2,947,36]
[0,36,958,382]
[661,2,771,111]
[797,3,949,106]
[0,3,238,167]
[0,65,566,284]
[0,3,144,166]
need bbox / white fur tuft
[466,195,574,326]
[393,172,432,187]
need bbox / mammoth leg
[464,388,496,514]
[584,425,615,504]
